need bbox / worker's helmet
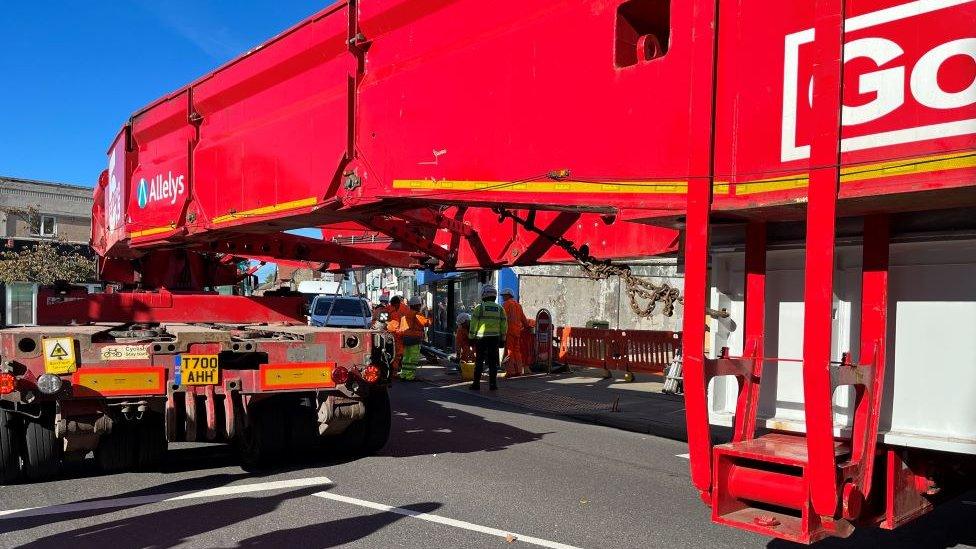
[481,284,497,298]
[379,294,390,304]
[500,288,515,297]
[456,312,471,325]
[408,295,422,307]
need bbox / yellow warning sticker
[42,337,77,374]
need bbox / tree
[0,206,96,285]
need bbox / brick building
[0,176,95,325]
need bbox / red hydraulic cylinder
[727,466,807,511]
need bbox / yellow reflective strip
[129,225,176,238]
[734,175,810,196]
[213,197,319,224]
[839,150,976,183]
[75,372,161,392]
[733,150,976,196]
[261,366,333,388]
[391,179,690,195]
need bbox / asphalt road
[0,382,973,549]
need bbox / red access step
[712,433,851,544]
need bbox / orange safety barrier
[556,326,680,375]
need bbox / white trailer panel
[708,238,976,454]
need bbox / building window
[31,215,57,237]
[5,283,37,326]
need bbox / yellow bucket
[460,361,476,381]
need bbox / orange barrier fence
[555,326,681,375]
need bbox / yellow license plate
[177,354,219,386]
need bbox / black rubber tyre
[96,422,137,473]
[23,405,62,481]
[0,410,22,484]
[240,403,286,469]
[135,414,168,470]
[363,387,392,455]
[286,400,319,460]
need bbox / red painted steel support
[802,0,846,518]
[681,0,720,502]
[196,232,426,269]
[683,172,713,501]
[204,384,218,441]
[848,214,890,502]
[365,215,454,263]
[733,222,766,441]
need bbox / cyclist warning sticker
[99,345,150,361]
[42,337,77,374]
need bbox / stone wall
[512,257,683,331]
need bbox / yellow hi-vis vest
[469,301,507,339]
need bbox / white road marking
[676,453,690,459]
[314,491,582,549]
[1,476,579,548]
[0,476,333,519]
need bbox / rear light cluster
[362,365,382,384]
[333,364,383,386]
[0,372,16,395]
[332,365,350,384]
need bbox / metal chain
[578,259,683,317]
[492,208,683,318]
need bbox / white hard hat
[408,295,422,306]
[481,284,497,297]
[500,287,515,297]
[456,312,471,324]
[379,294,390,303]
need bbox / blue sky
[0,1,329,186]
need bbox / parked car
[309,296,372,328]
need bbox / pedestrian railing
[555,326,681,376]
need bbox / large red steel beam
[679,0,721,503]
[802,0,846,517]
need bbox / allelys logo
[137,172,186,208]
[782,0,976,162]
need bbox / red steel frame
[681,0,909,541]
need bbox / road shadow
[380,383,549,458]
[0,471,263,535]
[767,490,976,549]
[11,486,337,549]
[237,501,441,547]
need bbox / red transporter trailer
[1,0,973,544]
[0,0,680,483]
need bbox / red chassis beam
[37,288,305,325]
[192,231,427,269]
[321,206,680,270]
